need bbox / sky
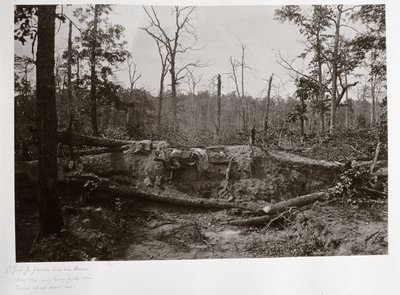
[14,4,366,98]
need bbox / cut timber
[262,192,328,215]
[57,130,133,147]
[268,150,342,170]
[230,191,329,226]
[79,145,130,156]
[96,185,263,213]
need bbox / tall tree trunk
[264,74,273,137]
[157,96,163,134]
[300,96,305,137]
[36,5,63,237]
[344,57,350,129]
[241,48,247,133]
[216,74,222,139]
[170,56,177,131]
[90,4,99,136]
[157,68,165,135]
[329,6,343,136]
[67,20,73,116]
[76,55,80,82]
[371,78,376,126]
[316,32,325,134]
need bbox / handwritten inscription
[5,264,93,292]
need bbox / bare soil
[15,140,388,261]
[15,191,387,262]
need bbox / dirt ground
[15,140,388,261]
[114,198,387,260]
[15,190,387,262]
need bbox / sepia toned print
[14,4,387,262]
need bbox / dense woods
[14,4,387,260]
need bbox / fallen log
[57,130,133,147]
[262,192,328,215]
[15,170,263,213]
[229,192,328,226]
[79,145,130,156]
[268,150,342,170]
[96,185,263,213]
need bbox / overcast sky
[15,4,364,98]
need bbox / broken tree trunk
[230,191,329,226]
[268,150,342,170]
[79,145,130,156]
[370,142,382,172]
[57,130,132,147]
[96,185,263,213]
[262,192,328,215]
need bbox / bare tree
[229,43,250,132]
[141,6,199,131]
[184,68,203,127]
[216,74,222,139]
[154,39,169,133]
[125,53,142,125]
[264,74,274,137]
[127,54,142,91]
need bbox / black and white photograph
[13,3,388,262]
[2,0,400,294]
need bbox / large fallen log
[79,145,130,156]
[57,130,133,147]
[262,192,329,215]
[229,192,329,226]
[96,185,264,213]
[268,150,342,170]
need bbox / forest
[14,4,387,261]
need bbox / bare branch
[276,50,319,85]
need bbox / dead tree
[216,74,222,139]
[264,74,273,137]
[184,68,203,128]
[141,6,199,131]
[229,43,250,133]
[125,53,142,125]
[154,39,169,134]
